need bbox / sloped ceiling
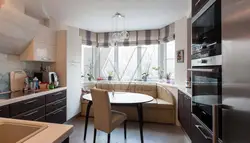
[25,0,191,32]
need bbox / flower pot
[88,77,92,81]
[108,76,112,81]
[143,76,148,82]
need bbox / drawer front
[46,98,66,114]
[13,106,45,121]
[46,90,66,104]
[35,116,46,122]
[0,105,10,118]
[46,106,66,124]
[191,114,212,143]
[10,96,45,117]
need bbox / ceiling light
[111,12,129,47]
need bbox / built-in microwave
[192,0,221,60]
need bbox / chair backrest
[90,88,112,132]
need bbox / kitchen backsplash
[0,53,51,92]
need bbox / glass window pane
[140,44,159,80]
[166,41,175,59]
[82,45,94,81]
[118,46,137,81]
[166,59,175,79]
[100,47,115,79]
[165,40,176,80]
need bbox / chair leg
[93,128,97,143]
[124,120,127,139]
[107,133,111,143]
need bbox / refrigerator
[219,0,250,142]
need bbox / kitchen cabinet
[13,106,45,121]
[46,106,67,124]
[192,0,209,17]
[191,114,212,143]
[8,90,67,124]
[45,90,67,123]
[10,96,45,117]
[178,90,192,138]
[20,25,56,62]
[0,105,10,118]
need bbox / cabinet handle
[195,0,201,6]
[195,125,212,140]
[53,92,63,96]
[53,100,62,106]
[24,99,37,105]
[53,109,63,115]
[24,110,38,117]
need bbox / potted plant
[85,62,94,81]
[152,67,164,79]
[166,72,172,83]
[142,72,149,82]
[108,71,113,81]
[87,73,94,81]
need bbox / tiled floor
[66,117,191,143]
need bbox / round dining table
[82,92,154,143]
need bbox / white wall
[174,17,191,86]
[66,26,82,120]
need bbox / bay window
[81,41,175,81]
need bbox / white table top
[82,92,154,104]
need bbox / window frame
[81,41,175,81]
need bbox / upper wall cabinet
[192,0,209,17]
[20,25,56,62]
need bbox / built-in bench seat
[81,82,176,124]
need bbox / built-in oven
[189,55,222,139]
[191,0,222,142]
[192,0,221,60]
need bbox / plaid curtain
[160,23,175,42]
[79,29,98,46]
[80,22,175,47]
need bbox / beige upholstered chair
[90,88,127,143]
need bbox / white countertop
[157,82,192,97]
[178,86,192,97]
[0,87,67,106]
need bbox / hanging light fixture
[111,12,129,46]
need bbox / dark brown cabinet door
[13,106,45,121]
[178,91,184,125]
[10,96,45,117]
[46,98,66,114]
[35,116,46,122]
[0,105,10,118]
[192,0,209,17]
[46,106,66,124]
[46,90,66,104]
[192,114,212,143]
[183,95,192,138]
[178,90,192,139]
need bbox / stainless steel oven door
[189,65,222,133]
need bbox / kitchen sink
[0,122,47,143]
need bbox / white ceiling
[25,0,191,32]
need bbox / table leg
[137,103,144,143]
[83,101,92,141]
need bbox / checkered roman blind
[160,23,175,42]
[97,30,160,47]
[79,29,98,46]
[79,23,174,47]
